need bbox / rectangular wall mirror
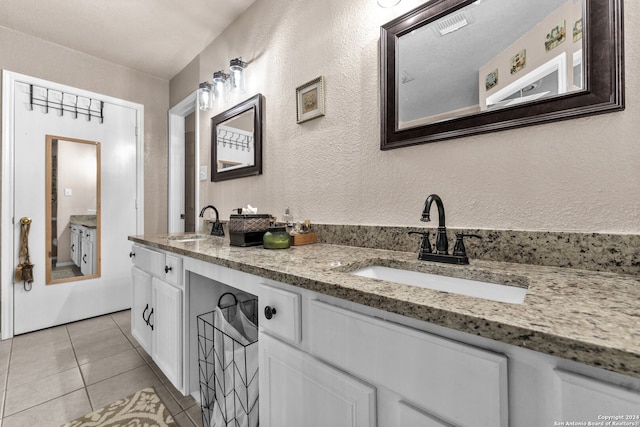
[380,0,624,149]
[211,93,263,182]
[45,135,101,284]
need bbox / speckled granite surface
[313,224,640,276]
[70,214,97,228]
[130,232,640,380]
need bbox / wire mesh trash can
[198,293,259,427]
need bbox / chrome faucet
[421,194,448,254]
[199,205,224,236]
[409,194,481,265]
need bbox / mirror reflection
[216,109,255,172]
[397,0,584,129]
[211,93,263,182]
[45,135,101,284]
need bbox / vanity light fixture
[212,70,229,102]
[198,82,213,111]
[207,57,249,102]
[229,58,248,94]
[377,0,401,7]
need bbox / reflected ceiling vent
[434,12,470,36]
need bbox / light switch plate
[199,165,208,181]
[64,188,72,196]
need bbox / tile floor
[0,310,203,427]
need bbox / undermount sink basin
[349,265,527,304]
[168,234,210,242]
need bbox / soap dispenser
[282,207,294,231]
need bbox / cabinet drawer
[309,300,508,427]
[130,245,165,278]
[164,255,182,288]
[259,284,301,344]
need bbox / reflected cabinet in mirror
[380,0,624,149]
[211,94,263,182]
[45,135,101,284]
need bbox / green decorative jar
[263,227,291,249]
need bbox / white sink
[349,265,527,304]
[168,234,210,242]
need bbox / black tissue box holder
[228,214,270,247]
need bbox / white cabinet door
[555,369,640,420]
[260,332,376,427]
[398,401,454,427]
[70,226,81,266]
[309,299,508,427]
[80,234,93,275]
[152,277,183,389]
[131,266,152,353]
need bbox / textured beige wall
[0,26,169,234]
[182,0,639,234]
[170,55,199,108]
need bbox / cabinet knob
[165,265,172,274]
[264,305,277,320]
[129,252,135,258]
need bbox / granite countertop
[70,215,97,228]
[129,233,640,380]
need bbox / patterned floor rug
[61,387,176,427]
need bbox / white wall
[178,0,639,234]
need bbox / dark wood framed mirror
[211,94,263,182]
[380,0,624,150]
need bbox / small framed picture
[510,49,526,75]
[545,21,566,51]
[296,76,325,124]
[485,69,498,91]
[573,18,583,42]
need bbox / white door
[10,79,139,334]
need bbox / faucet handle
[453,232,481,257]
[408,231,432,255]
[210,220,225,237]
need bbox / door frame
[1,70,145,339]
[168,92,200,233]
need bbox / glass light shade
[229,58,247,93]
[213,71,228,102]
[377,0,400,6]
[198,82,213,111]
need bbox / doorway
[168,92,199,233]
[185,112,196,232]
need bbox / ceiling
[0,0,257,80]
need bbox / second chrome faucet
[409,194,480,265]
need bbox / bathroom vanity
[69,216,97,275]
[129,233,640,427]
